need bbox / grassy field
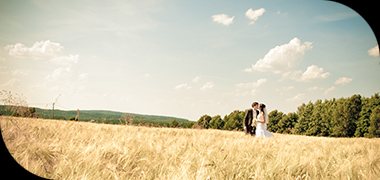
[1,116,380,179]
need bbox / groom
[244,102,259,136]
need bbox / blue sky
[0,0,379,121]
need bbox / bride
[255,103,274,138]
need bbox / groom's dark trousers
[244,109,255,136]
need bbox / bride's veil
[263,107,269,124]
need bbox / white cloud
[4,40,87,95]
[287,93,305,101]
[5,40,64,58]
[0,49,4,61]
[245,8,266,25]
[368,45,379,57]
[335,77,352,85]
[235,78,267,96]
[0,78,20,88]
[212,14,234,26]
[50,54,79,66]
[235,78,267,89]
[275,86,294,92]
[200,82,214,91]
[4,40,79,68]
[281,65,330,82]
[175,83,191,90]
[78,73,89,81]
[299,65,330,82]
[11,69,27,76]
[192,75,201,83]
[324,86,335,95]
[45,67,71,79]
[277,11,287,16]
[307,86,323,91]
[280,70,302,81]
[275,86,294,95]
[175,76,201,90]
[244,38,313,73]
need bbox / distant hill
[0,105,191,126]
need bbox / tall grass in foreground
[1,116,380,179]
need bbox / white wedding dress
[255,114,274,138]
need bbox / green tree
[222,115,228,130]
[331,95,361,137]
[307,100,323,136]
[19,107,38,118]
[294,102,314,135]
[367,106,380,138]
[182,121,196,128]
[356,93,380,137]
[277,112,298,134]
[170,119,179,128]
[331,98,348,137]
[318,99,334,136]
[355,97,371,137]
[209,115,224,129]
[197,115,212,129]
[268,110,284,132]
[223,110,244,131]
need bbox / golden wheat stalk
[1,116,380,179]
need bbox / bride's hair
[259,103,266,113]
[259,103,269,123]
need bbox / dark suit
[244,109,258,135]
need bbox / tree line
[2,89,379,137]
[186,93,380,138]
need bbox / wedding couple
[244,102,274,138]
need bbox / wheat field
[1,116,380,179]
